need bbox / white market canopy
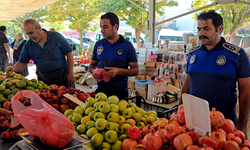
[0,0,60,22]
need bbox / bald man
[6,19,75,87]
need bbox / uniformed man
[89,12,139,100]
[181,10,250,137]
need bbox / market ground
[26,64,250,139]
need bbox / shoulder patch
[189,46,201,54]
[223,43,240,55]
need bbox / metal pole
[148,0,156,44]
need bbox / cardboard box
[147,82,167,100]
[128,79,136,90]
[137,74,145,80]
[146,75,156,80]
[145,62,156,67]
[136,88,147,99]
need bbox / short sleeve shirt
[92,35,138,93]
[19,30,73,72]
[0,32,8,53]
[186,37,250,123]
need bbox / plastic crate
[124,95,169,118]
[161,104,179,119]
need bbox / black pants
[95,89,128,100]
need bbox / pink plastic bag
[93,68,111,82]
[11,90,75,148]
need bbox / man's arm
[6,61,28,73]
[4,43,10,58]
[103,62,139,78]
[236,77,250,139]
[179,74,190,104]
[66,52,75,88]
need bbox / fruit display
[122,105,250,150]
[63,92,159,150]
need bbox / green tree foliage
[46,21,66,32]
[95,0,178,47]
[47,0,100,49]
[193,0,250,41]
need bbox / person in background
[181,10,250,138]
[8,37,13,46]
[49,28,55,31]
[6,19,75,87]
[0,26,11,72]
[89,12,139,100]
[139,41,144,48]
[11,33,29,76]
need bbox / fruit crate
[161,104,179,119]
[124,95,170,118]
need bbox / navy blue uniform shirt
[187,37,250,123]
[92,35,137,93]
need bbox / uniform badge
[97,46,104,55]
[117,48,123,55]
[190,55,196,64]
[216,55,226,66]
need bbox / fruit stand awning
[0,0,60,22]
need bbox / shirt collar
[200,37,226,50]
[104,35,125,44]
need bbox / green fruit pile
[64,92,158,150]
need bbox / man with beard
[89,12,138,99]
[181,10,250,137]
[6,19,75,88]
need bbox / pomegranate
[178,126,187,133]
[177,110,185,124]
[197,132,217,150]
[243,140,250,148]
[142,129,162,150]
[210,107,225,127]
[186,145,199,150]
[138,139,143,144]
[224,140,240,150]
[200,145,214,150]
[164,124,181,141]
[234,129,245,142]
[155,129,169,144]
[221,119,235,133]
[213,127,226,137]
[142,125,153,136]
[169,121,180,126]
[134,144,145,150]
[240,147,249,150]
[211,131,226,149]
[187,130,200,145]
[122,139,138,150]
[178,104,184,111]
[153,118,169,129]
[173,134,193,150]
[170,110,178,122]
[127,126,141,140]
[226,133,242,146]
[163,141,175,150]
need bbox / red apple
[49,84,58,92]
[58,86,66,91]
[1,131,11,140]
[127,126,141,140]
[90,92,96,98]
[79,91,85,94]
[4,101,11,109]
[40,89,48,93]
[122,139,137,150]
[85,93,91,98]
[52,104,60,111]
[46,99,54,105]
[44,92,52,99]
[60,104,69,113]
[71,94,78,98]
[66,88,75,94]
[73,92,78,97]
[57,90,66,98]
[75,89,81,93]
[1,120,10,129]
[61,97,70,104]
[39,92,44,98]
[78,93,87,102]
[23,100,31,106]
[52,95,60,103]
[16,128,26,140]
[18,96,25,103]
[68,101,77,109]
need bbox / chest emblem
[97,46,104,55]
[217,55,226,66]
[190,55,196,64]
[117,48,123,55]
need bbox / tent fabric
[0,0,60,22]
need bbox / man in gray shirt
[0,26,10,72]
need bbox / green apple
[80,134,88,139]
[117,102,127,112]
[119,100,128,106]
[106,95,119,104]
[86,97,96,107]
[72,122,77,128]
[120,123,131,134]
[91,133,103,147]
[132,113,142,123]
[85,143,95,150]
[136,108,146,116]
[86,120,95,129]
[101,130,107,137]
[118,116,126,125]
[148,114,157,121]
[81,116,91,125]
[99,102,110,114]
[72,113,82,124]
[106,122,116,130]
[128,103,138,110]
[141,117,146,124]
[76,124,86,134]
[115,123,120,134]
[86,127,98,138]
[128,107,136,114]
[68,114,73,121]
[93,112,105,121]
[95,118,107,130]
[74,106,84,115]
[64,109,73,117]
[144,115,148,118]
[112,140,122,150]
[93,101,103,112]
[147,111,157,117]
[95,92,107,102]
[145,116,155,125]
[119,134,127,141]
[105,130,117,143]
[137,122,145,129]
[122,108,133,119]
[125,119,136,126]
[110,104,119,113]
[85,107,95,115]
[99,142,111,150]
[88,111,96,119]
[107,112,119,123]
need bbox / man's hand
[103,67,120,78]
[5,66,14,75]
[236,123,248,140]
[0,108,12,127]
[66,73,75,88]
